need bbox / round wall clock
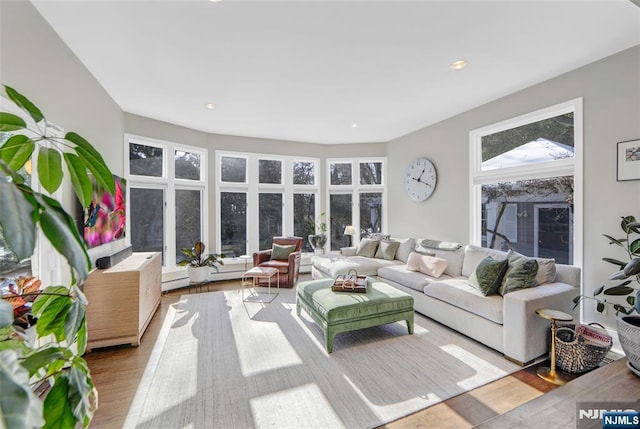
[404,158,437,202]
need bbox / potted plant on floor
[178,241,224,284]
[1,85,114,428]
[307,212,328,254]
[575,215,640,373]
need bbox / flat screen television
[75,175,126,249]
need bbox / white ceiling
[32,0,640,144]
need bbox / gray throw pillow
[499,253,539,296]
[375,240,401,260]
[468,256,509,296]
[356,238,379,258]
[271,244,296,260]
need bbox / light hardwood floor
[84,275,561,428]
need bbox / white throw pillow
[406,252,449,278]
[391,237,415,263]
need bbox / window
[216,152,320,257]
[125,135,207,269]
[327,158,387,250]
[470,99,582,265]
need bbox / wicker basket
[555,323,612,374]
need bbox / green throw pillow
[468,256,508,296]
[356,238,379,258]
[499,254,539,296]
[271,244,296,260]
[374,240,401,260]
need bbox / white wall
[386,45,640,329]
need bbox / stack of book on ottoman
[331,269,367,293]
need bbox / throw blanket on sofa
[420,239,462,251]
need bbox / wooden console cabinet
[83,252,162,351]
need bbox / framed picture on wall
[617,139,640,181]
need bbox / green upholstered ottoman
[296,278,414,353]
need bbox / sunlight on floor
[440,344,509,390]
[343,374,442,420]
[250,383,346,429]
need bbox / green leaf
[43,376,77,429]
[627,221,640,234]
[624,258,640,276]
[35,295,72,341]
[38,147,64,194]
[613,304,631,315]
[69,137,115,194]
[592,285,604,297]
[4,86,45,123]
[21,348,66,378]
[627,295,636,306]
[32,286,69,315]
[0,179,37,260]
[64,300,85,344]
[636,290,640,313]
[76,320,87,356]
[602,234,626,248]
[621,216,638,234]
[0,350,45,429]
[68,363,96,426]
[630,239,640,256]
[63,153,93,208]
[0,134,35,170]
[603,285,635,296]
[0,112,27,131]
[37,194,90,282]
[596,302,605,313]
[602,257,628,268]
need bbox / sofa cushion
[468,256,508,296]
[461,244,508,278]
[406,252,448,278]
[257,259,290,274]
[312,254,400,278]
[392,237,415,263]
[415,240,465,277]
[356,238,379,258]
[423,279,504,324]
[375,240,401,260]
[499,252,539,295]
[271,243,296,260]
[377,265,452,291]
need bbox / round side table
[535,308,573,385]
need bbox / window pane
[129,143,163,177]
[360,192,382,235]
[481,113,574,171]
[294,193,315,253]
[221,156,246,183]
[482,176,573,264]
[329,194,352,250]
[130,188,164,262]
[259,159,282,184]
[360,162,382,185]
[175,150,201,180]
[175,189,201,264]
[259,193,283,250]
[293,161,315,185]
[220,192,246,257]
[330,162,352,185]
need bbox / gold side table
[535,308,573,385]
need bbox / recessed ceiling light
[205,103,215,109]
[351,123,359,128]
[450,59,468,70]
[209,0,222,2]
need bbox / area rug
[124,287,520,429]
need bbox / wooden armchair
[252,236,303,288]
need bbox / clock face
[404,158,437,202]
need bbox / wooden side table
[535,308,573,385]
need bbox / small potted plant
[178,241,224,284]
[575,216,640,372]
[307,212,328,253]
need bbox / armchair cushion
[271,244,296,260]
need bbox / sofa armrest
[340,247,357,256]
[502,282,578,363]
[253,250,272,265]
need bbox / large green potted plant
[0,85,116,428]
[575,215,640,371]
[177,241,224,283]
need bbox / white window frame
[125,134,208,271]
[469,98,583,269]
[327,157,387,247]
[215,151,320,260]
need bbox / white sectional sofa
[311,238,580,365]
